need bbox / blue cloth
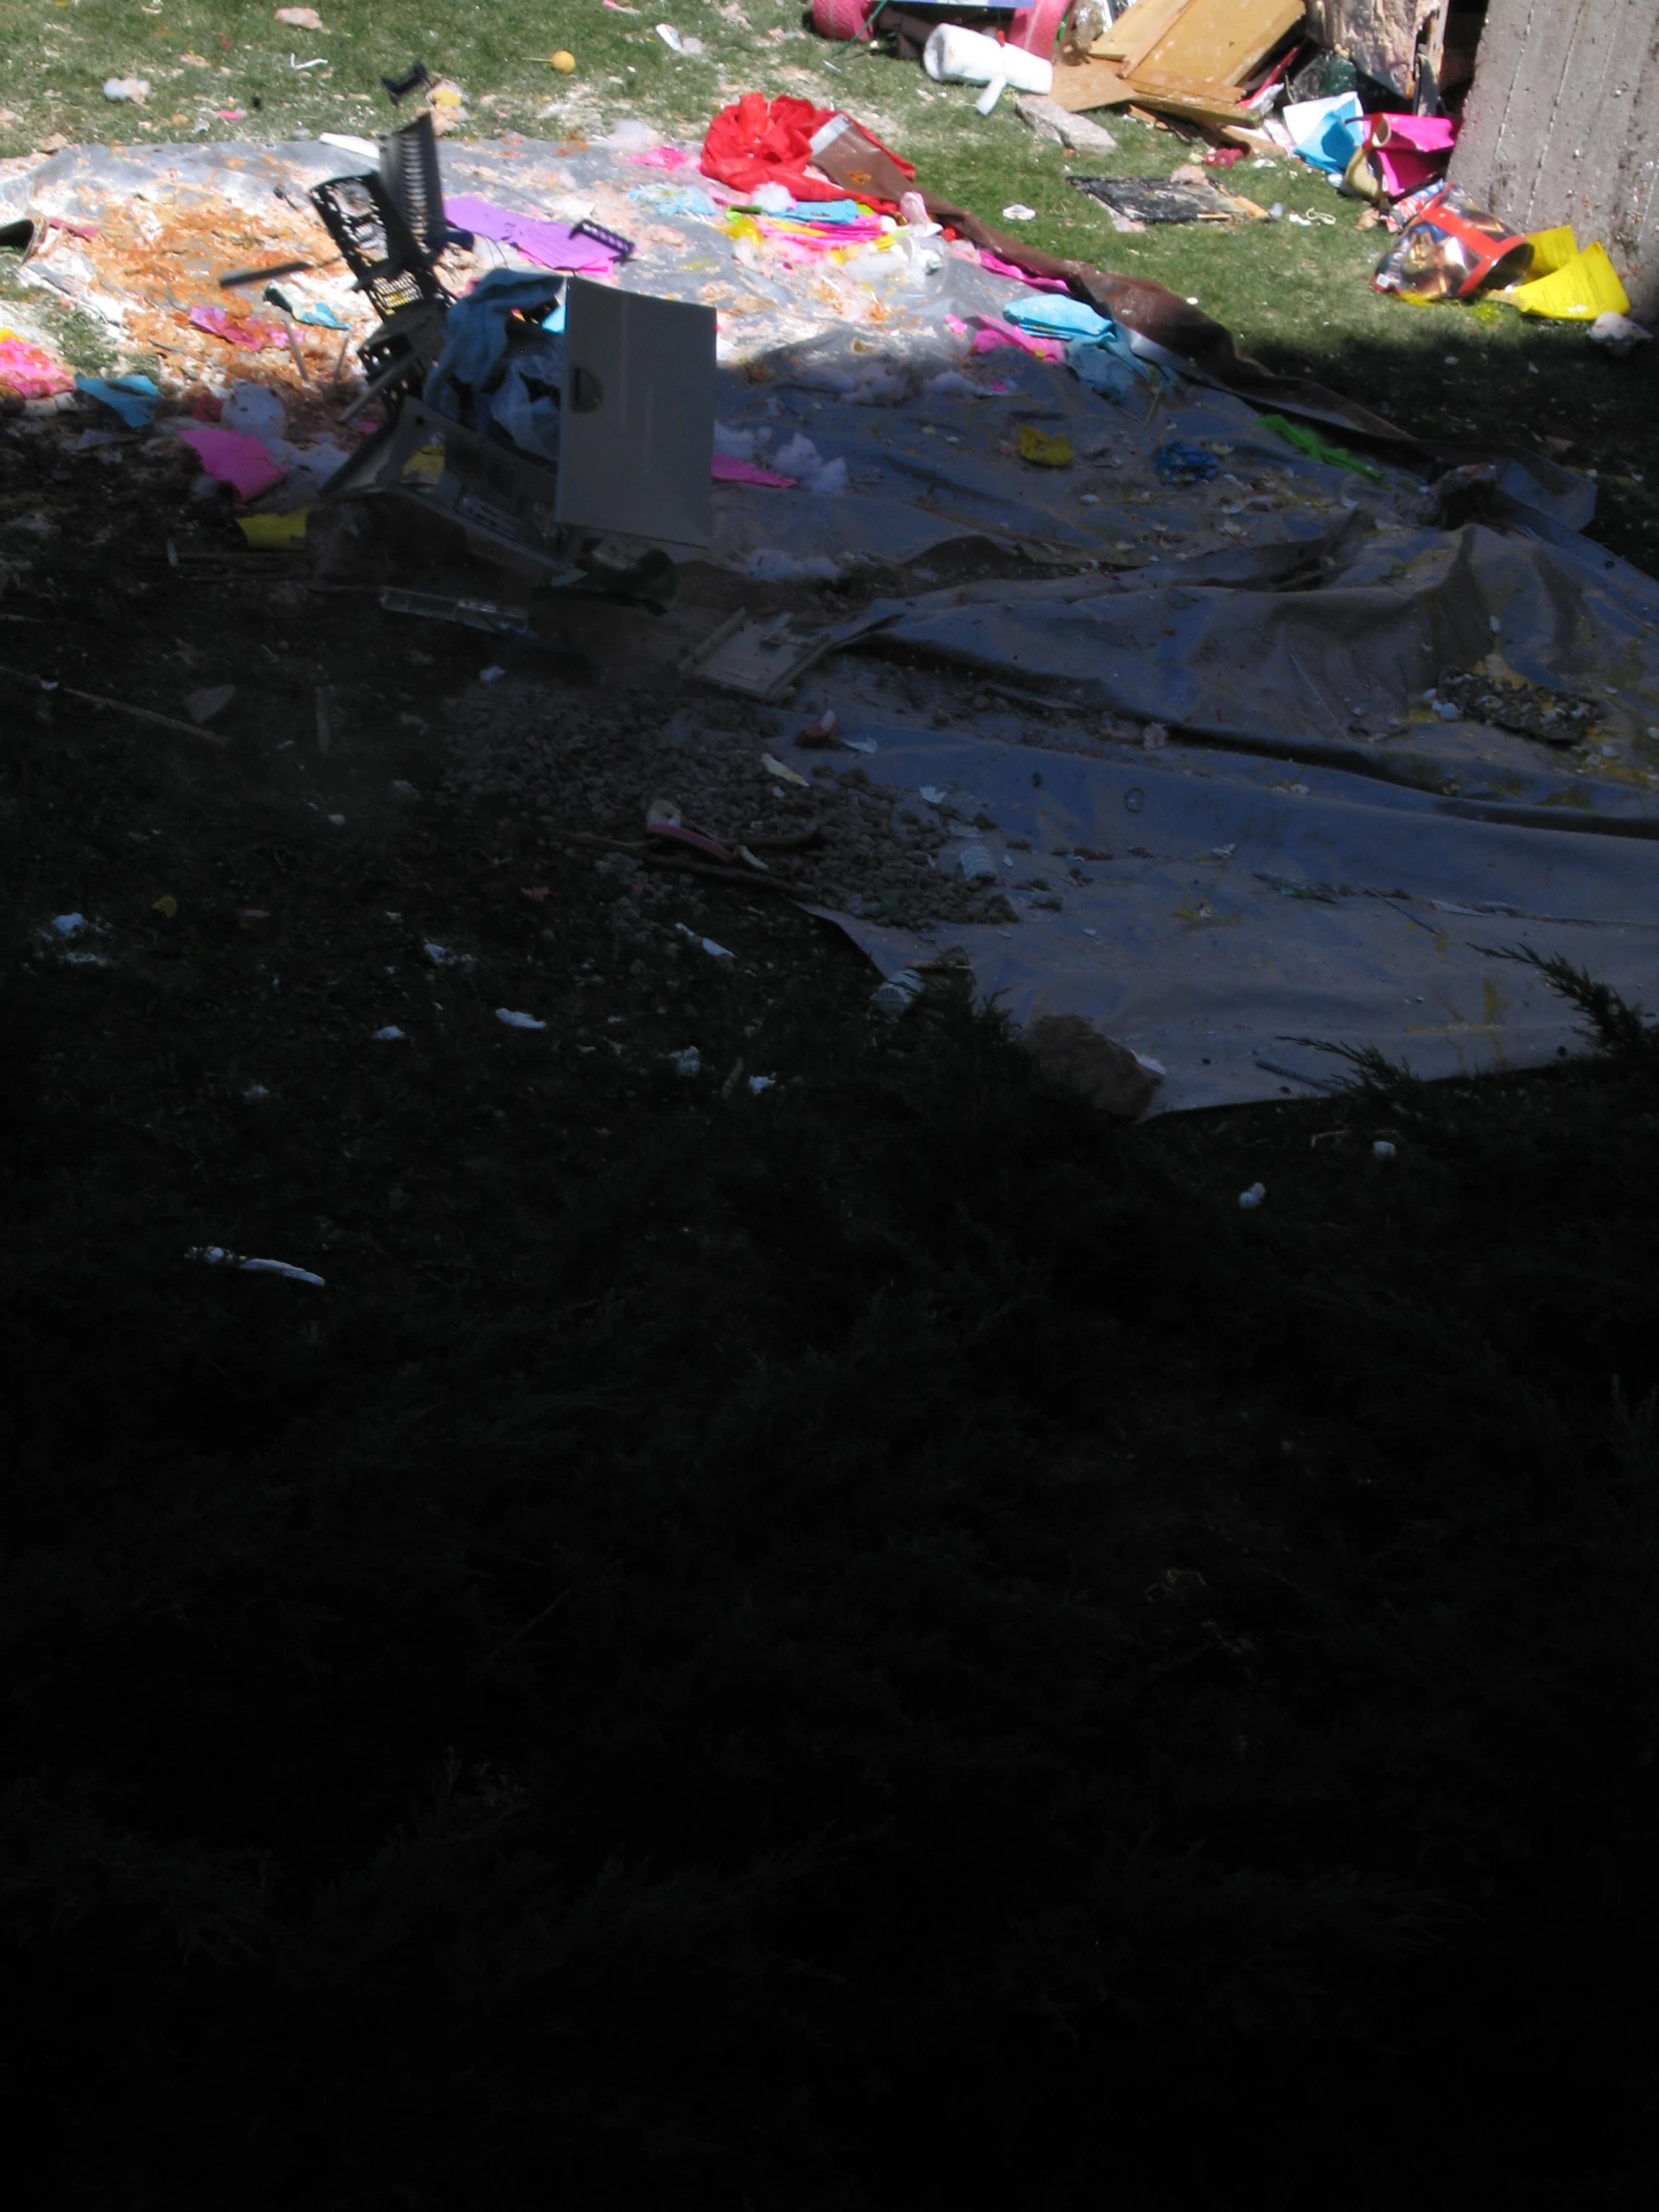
[424,269,566,423]
[75,372,159,429]
[1003,291,1112,343]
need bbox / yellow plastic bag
[1508,239,1630,320]
[1017,424,1073,468]
[238,509,310,547]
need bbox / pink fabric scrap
[712,453,799,488]
[626,147,692,169]
[0,334,74,401]
[979,251,1069,293]
[970,321,1065,362]
[190,304,282,351]
[944,313,970,335]
[176,424,286,502]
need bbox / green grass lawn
[3,2,1656,561]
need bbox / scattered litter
[761,752,810,789]
[1374,1140,1396,1160]
[796,709,840,749]
[103,79,150,106]
[1001,205,1038,224]
[670,1046,702,1076]
[1239,1182,1266,1210]
[495,1007,547,1030]
[184,684,237,726]
[152,894,178,918]
[275,7,327,27]
[50,912,88,936]
[190,1245,325,1288]
[656,24,705,56]
[870,967,924,1018]
[1588,311,1652,354]
[1435,664,1597,748]
[684,612,838,701]
[748,1074,777,1095]
[1261,412,1384,483]
[1070,176,1236,226]
[1155,440,1219,484]
[373,1025,406,1041]
[676,923,735,962]
[479,665,507,685]
[392,780,419,799]
[734,551,841,586]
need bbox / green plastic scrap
[1259,412,1386,483]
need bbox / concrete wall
[1449,0,1659,321]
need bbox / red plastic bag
[701,93,842,202]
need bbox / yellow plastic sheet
[1508,238,1630,321]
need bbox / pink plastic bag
[190,304,282,351]
[712,452,799,488]
[176,425,286,501]
[1366,113,1457,201]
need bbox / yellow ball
[550,50,577,73]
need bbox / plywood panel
[1097,0,1196,69]
[1450,0,1659,320]
[1132,0,1307,92]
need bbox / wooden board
[1050,57,1141,112]
[1093,0,1194,69]
[1130,0,1307,93]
